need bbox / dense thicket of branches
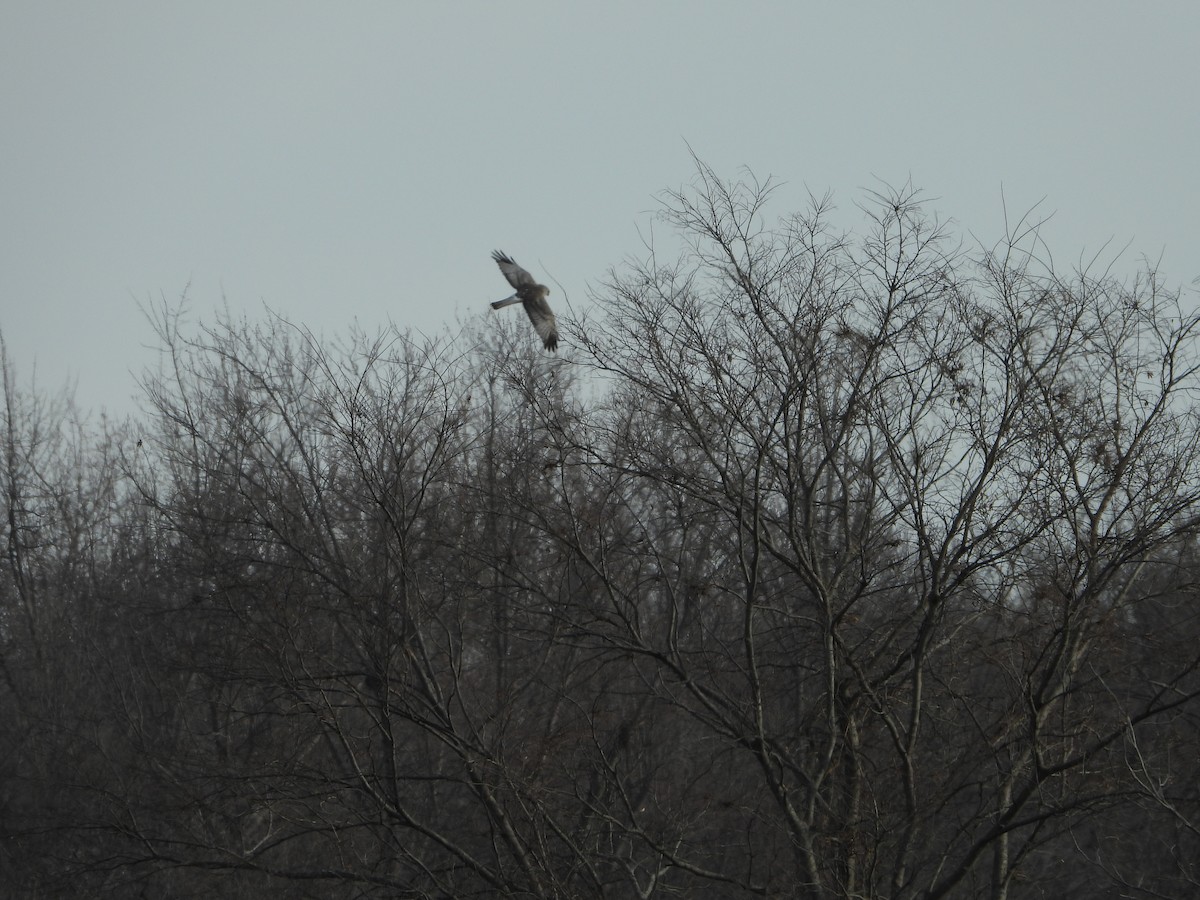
[3,167,1200,898]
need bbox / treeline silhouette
[3,166,1199,898]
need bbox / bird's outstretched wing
[524,299,559,352]
[492,250,538,290]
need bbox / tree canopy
[3,164,1200,899]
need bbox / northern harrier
[490,250,558,352]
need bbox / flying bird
[490,250,558,352]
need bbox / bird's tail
[491,294,522,310]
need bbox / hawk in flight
[490,250,558,352]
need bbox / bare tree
[4,162,1200,899]
[563,161,1200,898]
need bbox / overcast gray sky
[3,2,1197,418]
